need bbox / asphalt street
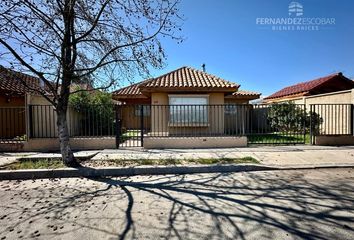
[0,168,353,240]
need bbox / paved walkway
[2,145,354,167]
[93,145,354,166]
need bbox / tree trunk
[57,107,79,167]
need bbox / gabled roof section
[112,78,152,98]
[264,72,353,100]
[113,66,240,98]
[0,66,43,94]
[140,66,239,91]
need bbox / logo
[255,1,335,31]
[289,2,303,17]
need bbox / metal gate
[246,104,307,145]
[115,105,150,148]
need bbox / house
[264,72,354,105]
[112,66,261,148]
[113,66,260,105]
[264,72,354,138]
[0,66,43,140]
[0,66,116,151]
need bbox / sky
[148,0,354,97]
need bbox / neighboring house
[0,66,43,140]
[0,66,93,144]
[264,72,354,136]
[264,72,354,105]
[0,66,43,107]
[112,66,261,142]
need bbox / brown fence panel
[0,107,26,142]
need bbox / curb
[0,164,354,180]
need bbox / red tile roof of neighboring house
[0,66,43,94]
[264,73,351,100]
[113,66,240,98]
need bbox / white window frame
[168,95,209,127]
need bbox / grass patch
[6,158,65,170]
[4,156,259,170]
[248,134,310,144]
[120,130,141,143]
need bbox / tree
[0,0,182,166]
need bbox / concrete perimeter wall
[315,135,354,146]
[0,138,116,152]
[144,136,247,149]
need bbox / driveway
[0,168,353,239]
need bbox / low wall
[0,138,116,152]
[315,135,354,146]
[144,136,247,149]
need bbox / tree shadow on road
[1,169,354,240]
[90,169,354,240]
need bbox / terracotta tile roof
[113,66,239,98]
[232,90,261,97]
[264,73,350,100]
[112,79,151,98]
[225,90,261,100]
[0,66,43,94]
[140,66,239,90]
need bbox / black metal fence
[136,104,307,144]
[248,104,307,144]
[310,104,353,144]
[3,103,352,147]
[0,107,26,142]
[29,105,116,138]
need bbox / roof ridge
[184,66,239,87]
[287,72,340,88]
[0,65,39,81]
[112,66,240,97]
[265,72,348,100]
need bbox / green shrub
[69,89,114,136]
[267,102,322,133]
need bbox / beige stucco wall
[266,90,353,106]
[224,99,251,104]
[0,137,116,151]
[304,90,352,105]
[304,90,353,135]
[24,138,115,151]
[144,136,247,149]
[150,93,225,136]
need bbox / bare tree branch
[0,38,57,105]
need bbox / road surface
[0,168,354,239]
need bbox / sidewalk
[93,145,354,166]
[2,145,354,167]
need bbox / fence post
[28,105,33,139]
[115,105,121,149]
[351,104,354,136]
[303,104,306,144]
[140,105,144,147]
[309,104,314,145]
